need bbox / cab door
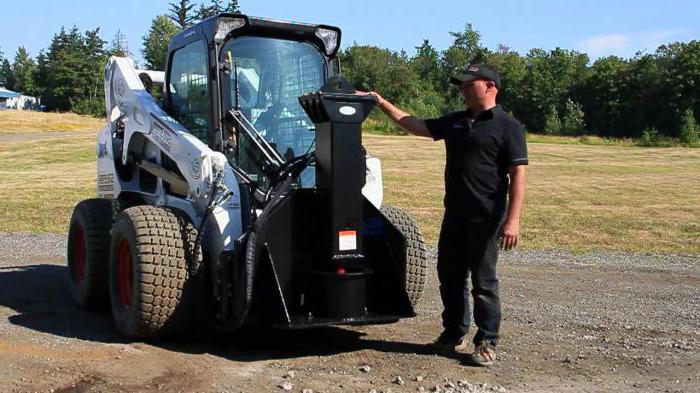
[167,40,212,145]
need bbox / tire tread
[381,205,428,307]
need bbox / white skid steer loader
[66,14,428,339]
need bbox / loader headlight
[215,17,247,42]
[315,27,340,56]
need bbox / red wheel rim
[116,239,132,310]
[71,226,86,284]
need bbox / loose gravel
[0,232,698,393]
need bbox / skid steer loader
[66,13,428,338]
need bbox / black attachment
[298,77,377,263]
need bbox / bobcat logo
[189,159,201,180]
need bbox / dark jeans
[437,219,501,347]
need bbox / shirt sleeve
[505,123,529,166]
[424,115,452,141]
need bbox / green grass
[0,113,698,254]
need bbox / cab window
[168,40,211,143]
[222,36,325,186]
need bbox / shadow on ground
[0,264,123,342]
[0,264,442,362]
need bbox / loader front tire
[67,198,114,309]
[381,205,428,307]
[108,206,199,339]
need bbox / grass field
[0,114,698,253]
[0,110,103,134]
[367,134,700,253]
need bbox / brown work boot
[469,341,496,367]
[430,332,468,353]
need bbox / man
[366,64,527,366]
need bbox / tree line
[341,25,699,144]
[0,3,698,144]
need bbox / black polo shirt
[425,105,528,232]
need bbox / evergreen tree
[1,59,13,90]
[110,29,131,58]
[195,3,216,20]
[196,0,241,20]
[42,27,83,110]
[0,47,5,86]
[11,47,36,95]
[169,0,196,28]
[32,50,50,100]
[36,26,107,115]
[142,15,180,71]
[82,28,108,105]
[196,0,223,19]
[226,0,241,13]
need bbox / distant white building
[0,87,39,110]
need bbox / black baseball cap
[450,64,501,89]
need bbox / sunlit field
[0,113,697,254]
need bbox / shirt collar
[465,105,500,121]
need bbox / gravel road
[0,232,698,393]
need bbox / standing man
[367,64,527,366]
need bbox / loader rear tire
[381,205,428,307]
[108,206,199,339]
[67,198,114,309]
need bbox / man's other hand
[500,220,520,250]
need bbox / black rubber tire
[67,198,114,309]
[108,206,199,339]
[381,205,428,307]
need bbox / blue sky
[1,0,698,64]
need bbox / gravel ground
[0,232,698,393]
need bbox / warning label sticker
[338,230,357,251]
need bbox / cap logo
[468,66,479,72]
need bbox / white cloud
[640,29,688,51]
[577,30,690,59]
[578,34,630,58]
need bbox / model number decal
[150,122,172,152]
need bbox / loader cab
[164,14,341,188]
